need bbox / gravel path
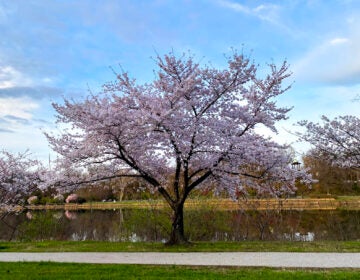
[1,252,360,268]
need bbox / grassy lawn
[0,262,359,280]
[1,240,360,252]
[1,242,359,279]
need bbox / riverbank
[1,241,360,252]
[23,197,360,211]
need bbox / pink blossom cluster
[46,52,311,199]
[65,193,79,203]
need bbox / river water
[1,209,359,242]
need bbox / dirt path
[1,252,360,268]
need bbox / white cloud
[0,65,33,89]
[329,37,349,45]
[0,97,38,119]
[218,0,282,25]
[0,96,53,162]
[253,4,281,24]
[218,0,251,13]
[0,124,51,162]
[293,28,360,85]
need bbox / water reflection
[1,209,360,242]
[64,210,77,220]
[284,232,315,242]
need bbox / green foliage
[352,183,360,193]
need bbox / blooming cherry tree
[299,115,360,171]
[0,150,42,213]
[46,52,309,244]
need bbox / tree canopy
[46,51,310,244]
[0,150,42,213]
[299,115,360,171]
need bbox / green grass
[1,241,360,252]
[1,242,359,279]
[0,262,359,280]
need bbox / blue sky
[1,0,359,162]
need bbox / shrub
[65,193,86,204]
[27,196,39,205]
[53,194,64,203]
[65,193,79,203]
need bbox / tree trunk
[118,186,125,202]
[166,202,189,245]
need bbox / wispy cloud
[218,0,250,13]
[293,33,360,85]
[0,86,63,99]
[3,115,30,125]
[217,0,282,25]
[0,66,33,89]
[33,118,52,125]
[0,97,38,119]
[0,102,51,137]
[0,117,14,133]
[0,128,14,133]
[329,37,349,45]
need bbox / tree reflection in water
[1,209,360,242]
